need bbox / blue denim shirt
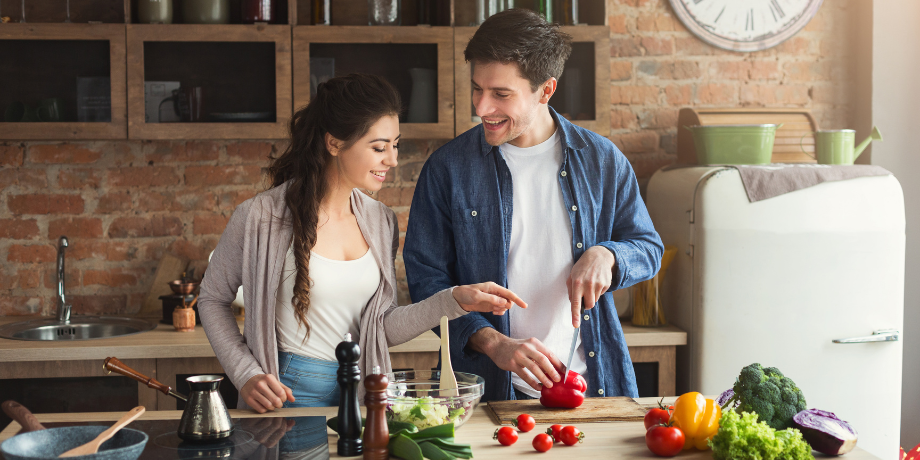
[404,108,663,402]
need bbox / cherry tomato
[515,413,536,432]
[559,426,584,446]
[532,433,554,452]
[547,424,564,442]
[644,398,674,429]
[493,427,518,446]
[645,423,685,457]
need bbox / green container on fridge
[684,124,781,165]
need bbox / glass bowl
[385,370,484,430]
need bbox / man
[404,8,663,401]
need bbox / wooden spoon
[58,406,145,458]
[438,316,459,397]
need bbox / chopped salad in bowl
[385,370,484,430]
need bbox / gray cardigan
[198,182,467,409]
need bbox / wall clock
[669,0,824,52]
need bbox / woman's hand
[452,282,527,315]
[241,373,295,413]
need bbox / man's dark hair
[464,8,573,92]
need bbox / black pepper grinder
[335,332,362,457]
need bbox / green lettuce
[710,410,814,460]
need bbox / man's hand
[468,328,563,392]
[453,282,527,315]
[241,373,295,413]
[567,246,616,328]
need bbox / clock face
[670,0,824,52]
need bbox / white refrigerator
[646,166,904,459]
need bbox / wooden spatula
[59,406,145,457]
[438,316,460,397]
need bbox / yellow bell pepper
[669,392,721,450]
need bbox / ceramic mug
[182,0,229,24]
[159,86,206,122]
[137,0,173,24]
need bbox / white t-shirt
[501,130,587,398]
[275,244,380,361]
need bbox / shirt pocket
[451,205,502,264]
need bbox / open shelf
[453,0,607,27]
[454,25,609,137]
[127,0,291,25]
[0,24,127,140]
[294,0,442,26]
[2,0,125,23]
[293,26,454,138]
[126,24,292,139]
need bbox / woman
[198,74,524,413]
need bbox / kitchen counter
[0,399,880,459]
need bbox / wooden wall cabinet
[0,24,127,140]
[293,26,455,139]
[126,24,292,139]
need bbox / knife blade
[563,305,585,384]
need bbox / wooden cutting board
[486,397,647,425]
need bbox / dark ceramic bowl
[168,280,199,295]
[1,426,148,460]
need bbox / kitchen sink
[0,316,157,341]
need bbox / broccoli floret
[731,363,807,431]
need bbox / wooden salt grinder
[363,366,389,460]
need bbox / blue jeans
[278,351,340,407]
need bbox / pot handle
[1,400,46,433]
[800,133,816,159]
[104,357,186,401]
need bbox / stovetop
[44,417,329,460]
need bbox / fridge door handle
[832,329,900,344]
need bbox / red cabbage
[792,408,858,456]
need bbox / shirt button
[576,242,583,249]
[560,171,567,177]
[571,205,578,212]
[584,314,590,321]
[588,351,595,357]
[598,389,604,395]
[471,210,477,217]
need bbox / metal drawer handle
[832,329,899,344]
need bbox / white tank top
[274,243,380,361]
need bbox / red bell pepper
[539,371,587,408]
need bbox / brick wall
[0,1,856,316]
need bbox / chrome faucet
[56,236,71,323]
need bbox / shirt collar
[478,106,588,156]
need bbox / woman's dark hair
[267,73,401,339]
[464,8,572,91]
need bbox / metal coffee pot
[103,357,234,442]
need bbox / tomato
[559,426,584,446]
[493,427,518,446]
[645,397,674,429]
[547,424,563,442]
[515,413,536,432]
[532,433,554,452]
[645,424,685,457]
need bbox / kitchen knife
[563,305,585,384]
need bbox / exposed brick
[194,214,230,235]
[0,169,48,191]
[637,13,681,32]
[108,216,184,238]
[144,141,220,163]
[749,61,782,80]
[227,142,272,164]
[108,166,180,187]
[398,161,425,183]
[613,0,655,6]
[610,38,643,57]
[640,37,673,56]
[637,61,701,80]
[185,165,262,186]
[0,269,42,290]
[396,210,409,234]
[0,219,39,239]
[84,268,143,287]
[28,144,101,164]
[8,244,56,263]
[8,194,84,215]
[58,168,103,189]
[170,238,218,261]
[675,37,729,56]
[611,131,659,154]
[69,294,126,315]
[97,192,133,213]
[610,86,659,105]
[775,37,811,55]
[109,142,141,166]
[784,61,832,82]
[696,83,737,105]
[377,186,415,207]
[0,144,24,166]
[665,84,692,106]
[714,61,781,81]
[68,240,137,261]
[740,84,810,106]
[638,108,679,130]
[219,190,257,210]
[0,296,43,316]
[610,108,639,130]
[43,268,81,290]
[48,217,103,239]
[608,14,628,34]
[610,61,632,81]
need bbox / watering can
[802,126,883,165]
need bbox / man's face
[471,62,551,147]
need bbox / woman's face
[328,115,400,193]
